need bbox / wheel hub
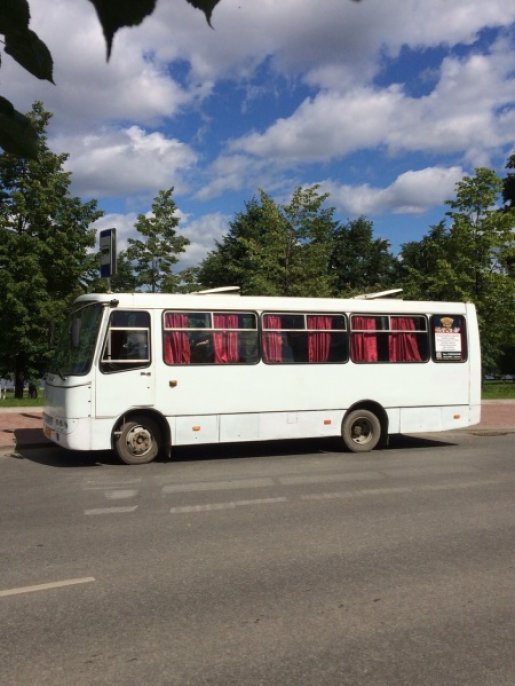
[126,425,152,456]
[352,419,372,444]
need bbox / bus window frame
[162,309,260,366]
[100,310,152,374]
[261,311,348,365]
[431,314,468,363]
[349,313,430,364]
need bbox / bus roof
[74,292,473,315]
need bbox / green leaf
[186,0,222,26]
[4,29,54,82]
[0,96,38,158]
[87,0,156,58]
[0,0,30,35]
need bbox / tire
[342,409,381,453]
[115,416,161,465]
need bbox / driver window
[101,310,151,373]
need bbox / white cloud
[1,0,198,133]
[2,0,514,225]
[54,126,198,197]
[150,0,515,86]
[6,0,515,129]
[180,213,230,268]
[195,155,262,199]
[227,44,515,169]
[229,87,401,163]
[322,166,464,215]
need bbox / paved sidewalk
[0,401,514,455]
[0,407,49,452]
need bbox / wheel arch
[112,408,171,455]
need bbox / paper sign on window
[434,315,462,360]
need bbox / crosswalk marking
[80,474,513,516]
[170,497,287,514]
[84,506,139,515]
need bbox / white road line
[162,478,274,494]
[83,479,142,490]
[170,496,287,514]
[279,472,381,486]
[385,465,477,477]
[0,577,95,598]
[104,489,139,500]
[84,506,138,515]
[234,497,287,507]
[301,479,508,501]
[420,479,507,491]
[171,502,235,513]
[301,486,413,501]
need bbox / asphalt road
[1,432,514,685]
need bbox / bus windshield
[49,302,104,377]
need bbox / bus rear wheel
[116,416,161,465]
[342,409,381,453]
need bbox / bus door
[95,310,155,417]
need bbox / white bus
[43,292,481,464]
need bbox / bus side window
[163,311,259,365]
[431,315,467,362]
[262,313,347,364]
[101,311,151,373]
[350,314,428,363]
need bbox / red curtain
[351,316,378,362]
[307,315,332,362]
[213,314,240,363]
[164,313,191,364]
[389,317,422,362]
[262,315,283,363]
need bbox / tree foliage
[126,188,189,292]
[85,249,141,293]
[198,186,398,299]
[198,186,339,296]
[400,168,515,372]
[330,216,398,295]
[0,102,102,395]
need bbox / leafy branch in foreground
[0,0,223,158]
[0,0,54,157]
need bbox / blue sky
[3,0,515,268]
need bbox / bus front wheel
[342,409,381,453]
[116,416,161,465]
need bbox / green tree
[330,216,398,296]
[400,168,515,372]
[85,249,140,293]
[126,188,189,292]
[174,266,203,293]
[198,185,338,296]
[0,102,102,396]
[198,190,285,295]
[282,185,339,297]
